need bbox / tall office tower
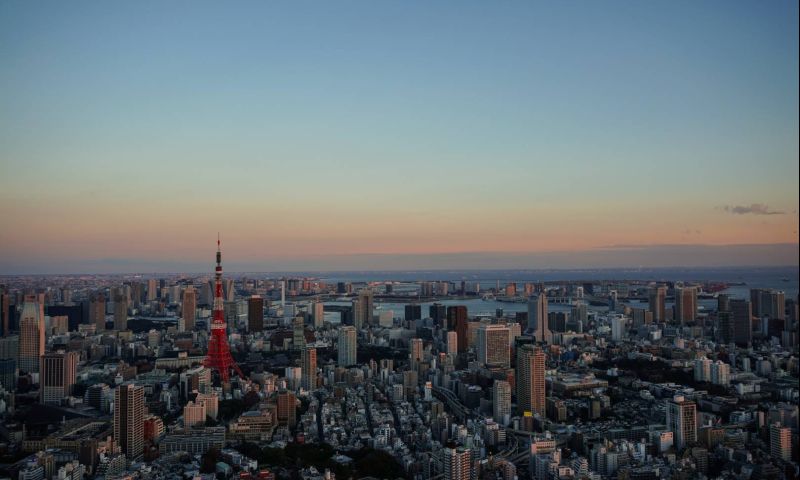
[446,305,466,330]
[40,351,78,404]
[571,301,588,324]
[147,279,157,302]
[631,308,653,328]
[674,286,698,324]
[311,301,324,329]
[666,395,697,450]
[710,360,730,386]
[183,401,206,429]
[203,238,244,384]
[409,338,424,371]
[694,357,711,382]
[338,326,357,367]
[730,299,753,347]
[90,293,106,331]
[770,423,792,461]
[611,316,626,342]
[18,296,44,373]
[516,344,545,416]
[301,347,317,391]
[247,295,264,332]
[769,291,786,321]
[223,279,235,302]
[0,358,16,391]
[493,380,512,425]
[131,282,144,307]
[0,292,9,337]
[114,384,144,460]
[447,306,468,353]
[717,294,731,313]
[113,295,128,331]
[527,294,549,343]
[477,324,510,367]
[430,303,447,327]
[353,290,374,329]
[446,331,458,356]
[277,390,297,427]
[292,316,306,349]
[648,286,666,323]
[404,304,422,322]
[443,447,471,480]
[180,286,196,332]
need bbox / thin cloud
[719,203,785,215]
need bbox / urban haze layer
[0,243,797,480]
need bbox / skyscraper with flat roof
[114,384,144,459]
[113,295,127,331]
[666,395,697,450]
[517,344,545,416]
[649,286,666,323]
[247,295,263,332]
[182,286,197,331]
[477,324,510,367]
[301,346,316,391]
[40,351,78,404]
[527,294,550,343]
[338,326,357,367]
[18,296,44,373]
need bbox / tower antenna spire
[204,234,244,385]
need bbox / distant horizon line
[2,264,798,277]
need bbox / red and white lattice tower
[203,236,244,384]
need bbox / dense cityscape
[0,242,796,480]
[2,1,798,480]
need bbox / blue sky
[0,1,798,272]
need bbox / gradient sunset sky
[1,1,798,273]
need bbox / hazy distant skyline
[1,1,798,273]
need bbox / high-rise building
[675,286,698,324]
[527,294,549,343]
[730,299,753,347]
[770,423,791,461]
[301,347,316,391]
[611,316,627,342]
[648,286,666,323]
[90,293,105,331]
[182,286,197,332]
[277,390,297,427]
[493,380,511,425]
[338,326,357,367]
[409,338,424,371]
[443,447,471,480]
[666,395,697,450]
[113,295,127,331]
[247,295,263,332]
[114,384,144,459]
[0,357,16,391]
[353,290,374,330]
[710,360,730,386]
[717,294,731,313]
[183,401,206,429]
[648,286,667,323]
[446,331,458,356]
[404,304,422,322]
[40,351,78,404]
[0,292,10,337]
[517,344,545,416]
[311,301,324,329]
[147,279,158,302]
[476,324,510,367]
[447,306,468,353]
[751,289,786,320]
[18,296,44,373]
[694,357,711,382]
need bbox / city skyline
[1,1,798,274]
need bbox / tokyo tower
[203,236,244,384]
